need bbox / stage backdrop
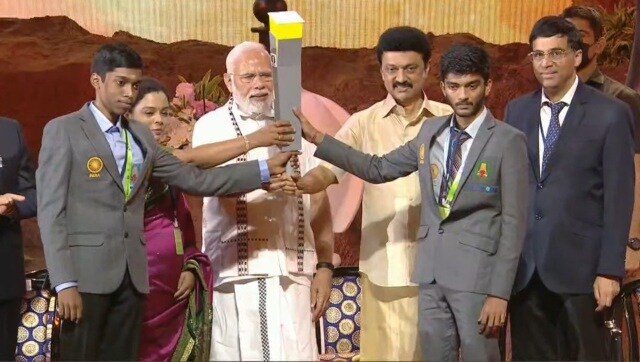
[0,0,574,47]
[0,0,636,270]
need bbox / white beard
[234,93,274,117]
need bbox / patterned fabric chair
[15,270,60,362]
[317,267,362,361]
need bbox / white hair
[225,41,269,73]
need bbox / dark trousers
[59,271,145,361]
[510,273,606,361]
[0,297,21,360]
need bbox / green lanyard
[438,169,463,219]
[123,129,134,201]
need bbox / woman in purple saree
[129,77,293,361]
[130,79,213,361]
[141,180,212,361]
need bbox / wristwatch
[628,237,640,251]
[316,262,335,271]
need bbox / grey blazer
[37,103,262,294]
[315,111,529,299]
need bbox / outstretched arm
[174,121,295,168]
[294,108,419,186]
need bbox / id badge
[173,219,184,255]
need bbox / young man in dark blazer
[505,16,635,360]
[0,117,37,360]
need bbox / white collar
[450,106,488,139]
[90,102,122,132]
[540,75,579,107]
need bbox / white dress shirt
[431,107,488,202]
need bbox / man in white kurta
[192,42,331,361]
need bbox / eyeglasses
[382,65,421,76]
[528,49,571,63]
[230,72,273,84]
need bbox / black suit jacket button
[438,228,444,234]
[535,214,542,220]
[124,232,129,238]
[537,183,543,190]
[123,206,128,212]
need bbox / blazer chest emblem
[87,156,103,178]
[476,162,490,180]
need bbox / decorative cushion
[317,267,361,361]
[15,270,60,362]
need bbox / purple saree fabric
[138,188,212,361]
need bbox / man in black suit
[0,117,37,359]
[505,16,635,360]
[562,5,640,274]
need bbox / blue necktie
[107,125,126,174]
[541,101,567,172]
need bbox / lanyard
[438,127,466,218]
[122,129,134,200]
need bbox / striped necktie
[450,129,471,184]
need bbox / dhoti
[360,273,421,361]
[210,275,318,361]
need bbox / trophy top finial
[253,0,288,25]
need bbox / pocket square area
[466,184,499,193]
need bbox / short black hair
[440,44,491,82]
[529,16,583,52]
[376,26,432,65]
[132,77,171,109]
[561,5,604,40]
[91,43,143,80]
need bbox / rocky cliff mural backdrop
[0,0,636,270]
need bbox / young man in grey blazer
[36,43,294,360]
[293,44,529,361]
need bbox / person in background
[0,117,36,360]
[562,5,640,275]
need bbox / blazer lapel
[540,82,587,182]
[453,111,495,205]
[78,103,124,192]
[424,117,451,218]
[124,119,153,200]
[522,92,542,182]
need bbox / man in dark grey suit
[294,44,529,361]
[0,117,36,360]
[505,17,635,360]
[36,43,293,360]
